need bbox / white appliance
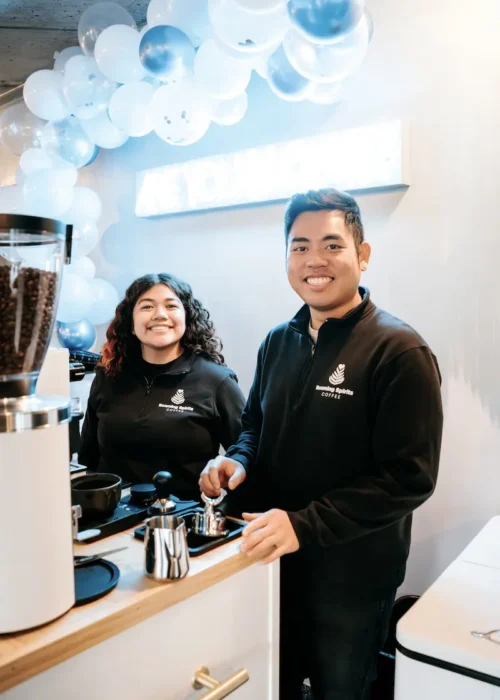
[0,214,75,633]
[395,517,500,700]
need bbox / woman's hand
[199,456,246,497]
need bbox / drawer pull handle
[192,666,249,699]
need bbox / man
[200,188,443,700]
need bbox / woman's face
[132,284,186,353]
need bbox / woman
[79,273,246,500]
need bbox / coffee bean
[0,266,57,375]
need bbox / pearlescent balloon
[23,170,74,219]
[78,1,137,56]
[23,70,69,121]
[57,319,96,351]
[56,272,92,323]
[308,80,342,104]
[209,0,289,54]
[67,256,96,280]
[152,80,212,146]
[266,45,312,100]
[147,0,212,48]
[70,221,100,259]
[139,25,195,79]
[81,111,129,149]
[108,82,155,137]
[87,278,120,325]
[19,148,52,176]
[194,39,251,99]
[64,187,102,225]
[40,116,96,168]
[94,25,146,84]
[211,92,248,125]
[53,46,84,72]
[283,12,369,82]
[63,55,116,120]
[288,0,364,44]
[235,0,286,11]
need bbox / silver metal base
[0,394,71,433]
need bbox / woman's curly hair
[100,273,225,376]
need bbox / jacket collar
[126,348,196,377]
[288,287,374,337]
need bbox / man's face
[286,209,370,314]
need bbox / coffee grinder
[0,214,75,633]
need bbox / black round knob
[152,471,172,499]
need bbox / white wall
[2,0,500,595]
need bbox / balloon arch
[0,0,372,350]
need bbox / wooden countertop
[0,523,251,693]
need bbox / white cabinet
[4,562,279,700]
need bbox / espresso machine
[0,213,75,633]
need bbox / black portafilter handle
[152,471,172,500]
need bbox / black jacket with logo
[226,289,443,596]
[79,351,246,498]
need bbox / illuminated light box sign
[135,120,410,218]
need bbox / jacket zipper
[139,376,153,417]
[293,337,316,410]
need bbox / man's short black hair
[284,188,364,249]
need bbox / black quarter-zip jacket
[79,351,246,498]
[226,289,443,595]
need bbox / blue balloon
[57,319,96,351]
[288,0,365,44]
[267,46,312,101]
[139,25,195,79]
[83,145,100,167]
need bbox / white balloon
[19,148,52,175]
[0,103,46,156]
[87,278,120,325]
[108,82,155,137]
[23,70,69,121]
[308,81,343,104]
[23,170,74,218]
[147,0,212,48]
[152,79,212,146]
[78,1,137,57]
[81,111,129,149]
[63,55,117,120]
[71,221,100,259]
[67,256,96,280]
[64,186,102,225]
[56,272,92,323]
[211,92,248,125]
[209,0,289,54]
[50,156,79,188]
[194,39,251,99]
[94,25,146,84]
[53,46,84,72]
[15,168,25,187]
[0,186,25,214]
[234,0,286,12]
[283,14,369,83]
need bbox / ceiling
[0,0,148,90]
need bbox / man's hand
[240,509,300,564]
[199,456,246,497]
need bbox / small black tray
[133,508,245,557]
[74,559,120,606]
[78,495,199,544]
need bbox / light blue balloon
[57,319,96,351]
[288,0,364,44]
[139,25,195,79]
[267,45,311,101]
[83,144,100,167]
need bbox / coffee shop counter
[0,526,280,700]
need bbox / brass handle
[192,666,249,699]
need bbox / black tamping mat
[74,559,120,606]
